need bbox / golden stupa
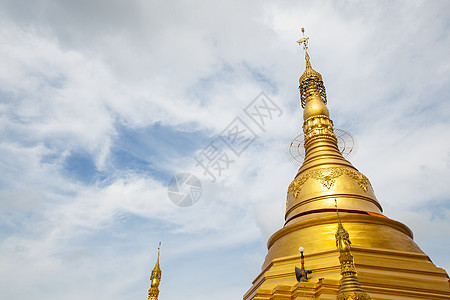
[244,29,450,300]
[148,243,162,300]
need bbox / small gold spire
[148,242,162,300]
[335,200,371,300]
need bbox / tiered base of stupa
[244,214,450,300]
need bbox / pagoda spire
[244,29,450,300]
[148,242,162,300]
[295,27,338,164]
[285,28,379,217]
[297,28,329,120]
[335,200,371,300]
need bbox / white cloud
[0,1,449,299]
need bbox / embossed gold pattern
[302,115,336,144]
[288,167,372,198]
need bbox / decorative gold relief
[288,167,372,198]
[302,115,336,144]
[337,291,372,300]
[342,169,371,192]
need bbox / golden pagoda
[243,29,450,300]
[148,242,162,300]
[335,200,371,300]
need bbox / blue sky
[0,1,449,299]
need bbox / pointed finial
[297,27,311,65]
[335,199,342,224]
[334,199,371,299]
[297,28,309,52]
[157,242,161,260]
[335,199,351,252]
[148,242,162,300]
[297,28,328,111]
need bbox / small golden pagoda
[148,243,162,300]
[244,29,450,300]
[335,200,371,300]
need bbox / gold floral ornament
[288,167,372,198]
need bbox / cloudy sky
[0,1,449,299]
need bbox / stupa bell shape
[270,52,401,266]
[244,33,450,300]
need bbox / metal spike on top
[157,242,161,262]
[297,28,310,56]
